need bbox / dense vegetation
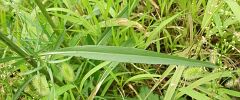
[1,0,240,99]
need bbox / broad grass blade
[43,45,216,68]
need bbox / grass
[0,0,240,99]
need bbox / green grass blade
[175,71,232,99]
[179,88,211,100]
[88,62,119,100]
[201,0,221,30]
[218,88,240,97]
[42,45,216,68]
[124,74,161,85]
[56,84,76,96]
[100,79,114,96]
[20,67,43,76]
[34,0,57,34]
[49,13,97,35]
[79,61,111,92]
[146,12,182,45]
[48,56,72,64]
[97,5,129,45]
[224,0,240,22]
[0,57,22,63]
[13,77,33,100]
[97,28,112,45]
[163,66,185,100]
[196,86,228,100]
[145,65,175,100]
[186,71,232,89]
[46,67,56,100]
[46,8,79,17]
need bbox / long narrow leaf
[42,45,215,68]
[164,66,185,100]
[218,88,240,97]
[79,61,111,92]
[145,65,175,100]
[179,88,211,100]
[56,84,76,96]
[88,62,119,99]
[201,0,221,30]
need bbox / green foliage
[0,0,240,100]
